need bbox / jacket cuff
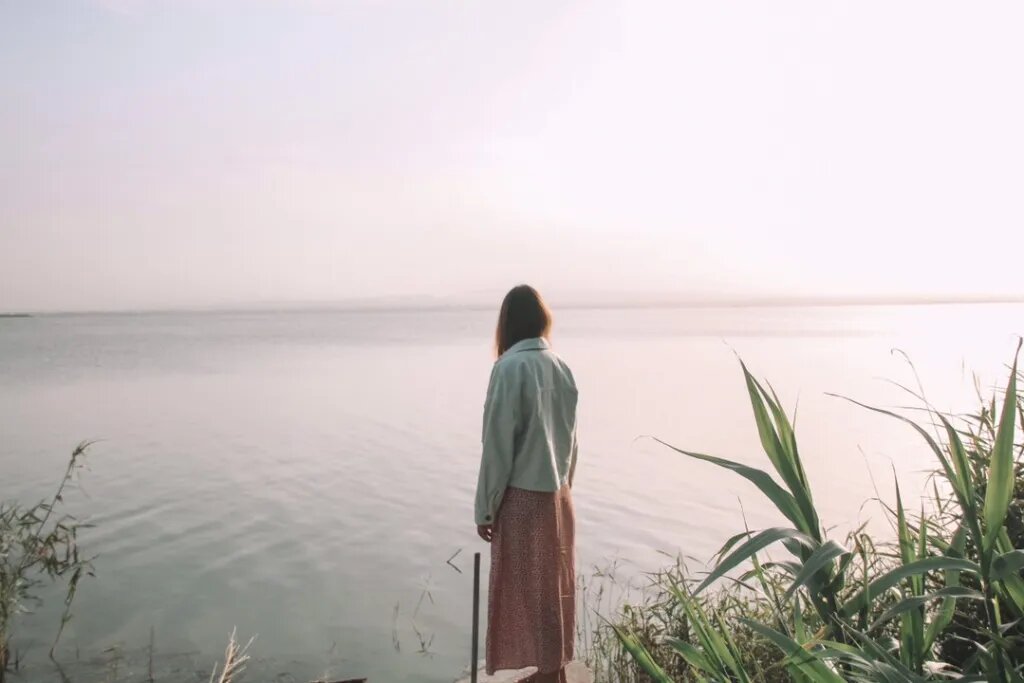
[475,510,494,526]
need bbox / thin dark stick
[471,551,481,683]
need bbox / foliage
[580,559,789,683]
[0,443,94,681]
[598,341,1024,682]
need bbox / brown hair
[494,285,553,357]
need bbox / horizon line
[5,293,1024,317]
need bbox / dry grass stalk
[208,629,255,683]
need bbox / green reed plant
[0,443,94,682]
[839,342,1023,679]
[607,341,1023,682]
[582,558,789,683]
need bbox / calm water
[1,304,1021,681]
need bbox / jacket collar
[502,337,550,357]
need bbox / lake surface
[1,304,1021,681]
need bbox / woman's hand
[477,524,494,543]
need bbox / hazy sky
[2,1,1023,312]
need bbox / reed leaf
[868,587,985,633]
[840,557,981,619]
[741,619,845,682]
[653,438,811,534]
[666,638,715,674]
[992,550,1024,582]
[609,624,673,683]
[741,363,821,539]
[924,524,967,652]
[694,527,817,595]
[983,342,1020,552]
[782,540,848,602]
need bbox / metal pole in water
[471,551,481,683]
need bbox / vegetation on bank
[0,442,93,682]
[595,341,1024,682]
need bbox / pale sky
[2,1,1023,312]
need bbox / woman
[475,285,579,683]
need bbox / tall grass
[0,443,94,682]
[602,341,1023,682]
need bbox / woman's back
[475,285,579,682]
[492,336,578,493]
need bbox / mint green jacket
[474,337,579,526]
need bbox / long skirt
[486,485,576,676]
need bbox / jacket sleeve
[474,361,519,525]
[569,422,579,488]
[566,361,579,488]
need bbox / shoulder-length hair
[494,285,553,357]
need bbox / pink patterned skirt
[486,485,576,676]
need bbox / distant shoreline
[7,295,1024,317]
